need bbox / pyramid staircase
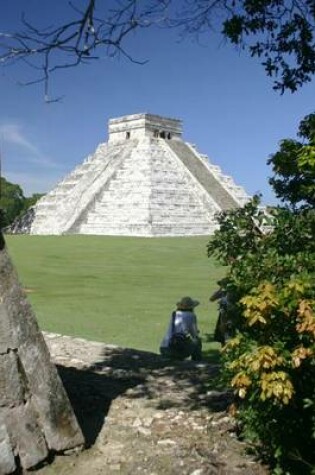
[166,140,247,209]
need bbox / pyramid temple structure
[30,113,250,236]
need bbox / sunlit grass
[6,235,225,355]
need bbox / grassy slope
[6,235,226,355]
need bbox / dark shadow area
[0,230,5,250]
[56,344,233,448]
[202,333,221,365]
[57,364,144,447]
[203,350,222,366]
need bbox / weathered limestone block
[0,423,16,474]
[2,402,49,469]
[19,334,84,451]
[0,252,44,348]
[0,352,25,407]
[0,237,84,473]
[0,303,17,353]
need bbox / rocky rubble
[4,207,35,234]
[32,332,269,475]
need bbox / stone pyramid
[31,113,250,236]
[0,234,84,473]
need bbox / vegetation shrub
[207,114,315,474]
[0,176,43,227]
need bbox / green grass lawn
[6,235,226,356]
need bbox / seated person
[160,296,202,361]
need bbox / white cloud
[0,122,59,168]
[0,123,39,154]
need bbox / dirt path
[34,333,268,475]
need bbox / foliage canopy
[0,177,43,227]
[208,114,315,473]
[268,113,315,208]
[0,177,25,227]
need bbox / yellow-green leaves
[260,371,294,405]
[241,283,278,326]
[296,300,315,338]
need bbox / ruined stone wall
[0,236,84,473]
[4,207,35,235]
[108,113,182,143]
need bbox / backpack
[169,312,192,357]
[170,332,192,355]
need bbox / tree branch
[0,0,313,97]
[0,0,170,100]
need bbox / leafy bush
[0,177,25,227]
[0,177,43,227]
[207,114,315,474]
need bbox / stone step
[79,224,215,234]
[57,182,75,189]
[191,152,249,203]
[36,200,57,207]
[91,202,203,212]
[80,222,215,229]
[84,215,210,226]
[93,200,198,210]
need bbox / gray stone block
[0,352,25,407]
[0,242,84,472]
[19,335,84,451]
[0,422,16,474]
[0,303,17,354]
[3,402,48,470]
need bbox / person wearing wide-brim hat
[159,296,202,361]
[176,296,200,311]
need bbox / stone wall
[0,237,84,473]
[108,113,182,143]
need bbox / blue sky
[0,1,314,205]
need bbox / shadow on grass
[57,343,231,448]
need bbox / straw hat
[176,296,200,310]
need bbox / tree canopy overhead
[268,112,315,207]
[0,0,314,99]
